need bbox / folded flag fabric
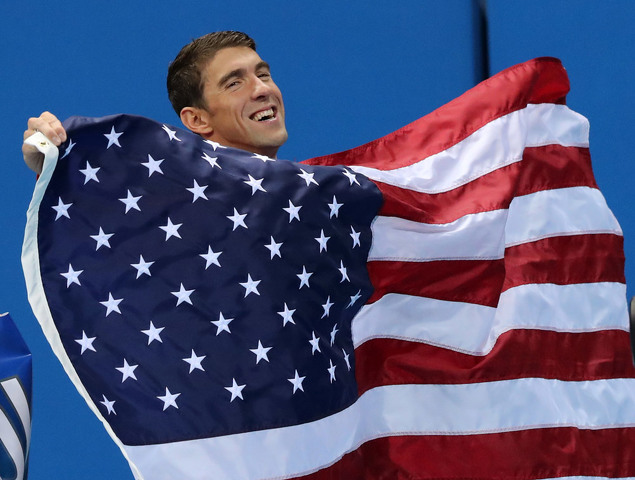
[0,313,32,480]
[22,57,635,479]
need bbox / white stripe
[506,186,623,245]
[368,209,507,261]
[352,282,629,354]
[351,104,589,194]
[369,186,622,262]
[0,409,25,480]
[540,478,635,480]
[0,378,31,453]
[124,378,635,480]
[353,293,496,352]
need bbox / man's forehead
[203,46,267,81]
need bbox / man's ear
[180,106,214,137]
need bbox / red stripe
[367,259,504,307]
[354,330,635,394]
[375,162,522,224]
[303,58,568,170]
[516,145,597,196]
[302,427,635,479]
[366,234,624,306]
[503,234,626,291]
[376,145,597,225]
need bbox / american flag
[23,57,635,479]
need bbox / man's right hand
[22,112,67,174]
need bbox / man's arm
[22,112,67,174]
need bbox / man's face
[199,46,288,157]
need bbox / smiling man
[22,31,288,172]
[168,31,288,158]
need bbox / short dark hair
[167,31,257,115]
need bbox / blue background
[0,1,633,477]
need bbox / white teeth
[252,108,274,121]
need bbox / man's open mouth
[250,108,276,122]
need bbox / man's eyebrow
[255,61,271,72]
[217,68,246,88]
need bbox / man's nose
[251,76,272,99]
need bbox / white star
[157,387,181,410]
[90,227,113,250]
[347,290,362,308]
[75,331,96,354]
[244,174,266,195]
[297,266,313,289]
[227,208,248,230]
[100,395,116,415]
[264,236,282,259]
[162,124,182,142]
[338,260,350,283]
[330,324,339,346]
[309,331,321,355]
[250,341,272,364]
[200,246,222,269]
[60,264,83,287]
[350,226,361,248]
[251,153,274,162]
[131,255,154,278]
[104,126,123,149]
[171,283,194,306]
[225,378,246,402]
[204,139,224,151]
[60,138,76,159]
[119,190,141,213]
[211,312,233,335]
[283,200,302,222]
[79,162,100,184]
[202,152,221,169]
[142,154,164,176]
[116,359,138,382]
[100,293,122,316]
[328,196,343,218]
[321,296,334,319]
[328,359,337,383]
[141,321,164,345]
[297,168,319,186]
[342,168,360,185]
[288,370,305,394]
[52,197,72,220]
[183,349,206,373]
[239,274,261,297]
[343,349,351,371]
[277,303,296,326]
[159,217,183,240]
[186,179,208,202]
[314,229,330,252]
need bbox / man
[22,31,288,173]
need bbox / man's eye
[258,73,271,80]
[226,80,240,89]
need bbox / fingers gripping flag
[22,57,635,479]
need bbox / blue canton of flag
[35,114,382,445]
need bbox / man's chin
[274,130,289,147]
[255,130,289,150]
